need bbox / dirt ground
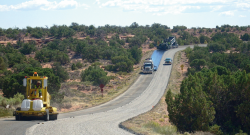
[0,90,3,96]
[121,50,209,135]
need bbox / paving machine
[157,36,178,50]
[13,72,58,121]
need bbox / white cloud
[239,15,246,17]
[99,0,250,15]
[236,2,250,10]
[219,11,234,16]
[210,5,223,12]
[0,0,89,11]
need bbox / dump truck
[157,36,178,50]
[13,72,58,121]
[141,58,154,74]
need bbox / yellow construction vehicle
[13,72,58,121]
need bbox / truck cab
[142,58,154,74]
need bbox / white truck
[141,58,154,74]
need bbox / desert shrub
[149,43,155,48]
[91,62,102,67]
[209,125,223,135]
[76,62,83,68]
[71,63,77,70]
[0,93,24,108]
[81,66,110,86]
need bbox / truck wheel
[44,109,49,121]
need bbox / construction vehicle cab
[13,72,58,121]
[157,36,178,50]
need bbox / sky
[0,0,249,29]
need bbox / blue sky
[0,0,249,29]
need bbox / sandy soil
[41,63,53,68]
[0,90,3,97]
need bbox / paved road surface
[0,45,206,135]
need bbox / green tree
[111,56,134,72]
[35,48,55,63]
[129,46,142,64]
[130,22,139,28]
[75,40,87,55]
[82,45,100,62]
[149,43,154,48]
[54,51,70,65]
[0,57,6,70]
[76,62,83,69]
[52,62,69,82]
[19,43,36,54]
[208,43,226,53]
[241,33,250,41]
[13,64,32,73]
[28,58,41,68]
[71,63,76,70]
[81,66,110,85]
[6,53,26,67]
[166,73,216,132]
[87,25,96,37]
[190,59,206,71]
[166,87,215,132]
[199,35,211,44]
[2,67,61,98]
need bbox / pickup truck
[164,58,172,65]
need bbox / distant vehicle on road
[142,58,154,74]
[172,42,179,48]
[154,66,157,71]
[164,58,172,65]
[157,36,178,50]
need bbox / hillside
[0,23,250,114]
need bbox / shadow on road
[163,63,172,66]
[139,72,154,75]
[3,116,51,121]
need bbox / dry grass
[0,108,14,118]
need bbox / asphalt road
[0,45,206,135]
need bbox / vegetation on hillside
[0,22,249,122]
[166,32,250,134]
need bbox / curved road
[0,45,205,135]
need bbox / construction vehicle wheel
[44,109,49,121]
[50,114,57,120]
[15,114,20,121]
